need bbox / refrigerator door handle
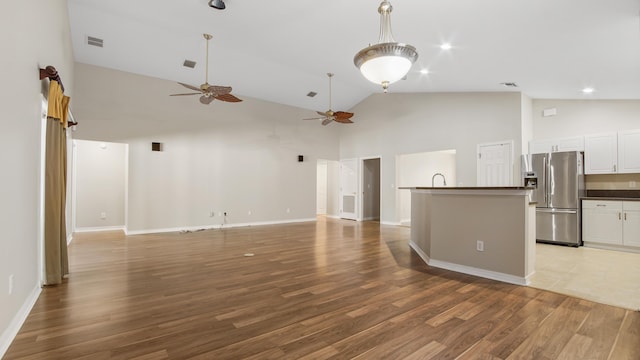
[536,208,578,214]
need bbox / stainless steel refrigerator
[522,151,585,246]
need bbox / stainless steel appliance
[522,151,585,246]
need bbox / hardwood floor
[5,217,639,359]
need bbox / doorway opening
[362,158,381,221]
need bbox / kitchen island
[402,187,536,285]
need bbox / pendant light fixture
[208,0,225,10]
[353,1,418,92]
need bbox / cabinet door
[584,133,618,174]
[556,136,584,152]
[618,129,640,173]
[623,202,640,247]
[582,200,623,244]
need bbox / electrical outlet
[218,212,222,217]
[630,181,637,188]
[476,240,484,252]
[100,212,107,219]
[9,274,14,295]
[248,210,252,215]
[286,208,291,213]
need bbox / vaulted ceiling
[67,0,640,112]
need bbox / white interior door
[477,141,513,186]
[340,159,358,220]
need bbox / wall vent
[500,82,518,88]
[183,60,196,68]
[152,142,163,152]
[87,36,104,48]
[306,91,317,98]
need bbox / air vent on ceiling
[183,60,196,68]
[501,82,518,88]
[87,36,104,48]
[306,91,317,98]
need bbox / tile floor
[529,243,640,310]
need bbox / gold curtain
[44,80,69,285]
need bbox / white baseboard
[380,221,402,226]
[125,218,317,236]
[583,242,640,254]
[409,241,528,286]
[0,284,41,358]
[74,226,126,233]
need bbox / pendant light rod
[204,33,212,84]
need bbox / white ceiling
[67,0,640,112]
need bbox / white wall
[397,150,457,224]
[72,64,341,233]
[341,92,524,224]
[532,99,640,139]
[326,160,341,218]
[74,140,126,230]
[0,0,74,355]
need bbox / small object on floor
[243,253,254,257]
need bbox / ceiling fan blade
[215,93,242,102]
[334,111,354,120]
[178,82,202,92]
[317,111,330,117]
[208,85,233,96]
[199,95,215,105]
[334,118,354,124]
[302,117,326,121]
[321,118,333,126]
[170,92,201,96]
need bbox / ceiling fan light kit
[354,1,418,92]
[208,0,226,10]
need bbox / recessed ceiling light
[582,87,595,94]
[440,43,452,50]
[420,69,429,75]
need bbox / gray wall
[72,63,341,233]
[340,92,525,224]
[0,0,74,353]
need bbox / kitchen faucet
[432,173,447,187]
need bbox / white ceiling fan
[303,73,354,126]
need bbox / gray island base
[402,187,536,285]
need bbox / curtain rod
[39,65,77,127]
[39,65,64,92]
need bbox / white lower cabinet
[623,202,640,247]
[582,200,640,248]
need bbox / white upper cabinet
[584,133,618,174]
[584,130,640,174]
[529,136,584,154]
[618,129,640,173]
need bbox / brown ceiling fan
[303,73,354,125]
[170,34,242,105]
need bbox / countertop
[582,189,640,201]
[400,186,533,190]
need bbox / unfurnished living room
[2,0,640,359]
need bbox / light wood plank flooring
[5,217,639,359]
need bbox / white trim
[410,241,529,286]
[38,95,47,286]
[124,218,317,236]
[74,226,126,233]
[325,214,341,219]
[67,233,73,245]
[584,242,640,254]
[380,220,402,226]
[0,285,41,359]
